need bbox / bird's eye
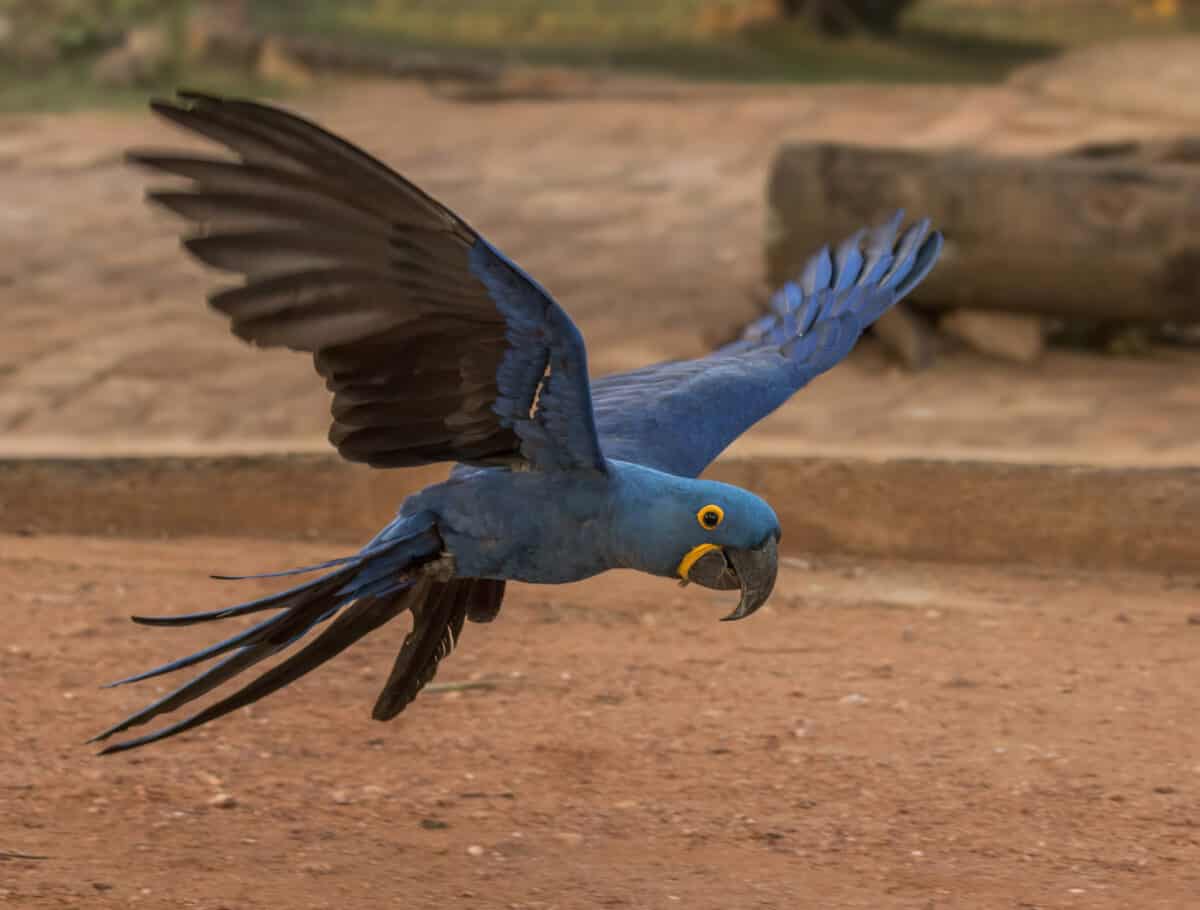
[697,505,724,530]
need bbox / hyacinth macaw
[92,92,942,754]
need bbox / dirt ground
[5,75,1200,464]
[2,534,1199,909]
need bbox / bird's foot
[422,553,457,582]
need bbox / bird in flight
[93,91,942,754]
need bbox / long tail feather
[209,553,360,581]
[94,642,294,743]
[108,581,353,689]
[131,561,358,627]
[97,593,411,755]
[93,513,443,754]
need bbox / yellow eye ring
[696,504,724,531]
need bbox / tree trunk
[766,142,1200,323]
[777,0,916,36]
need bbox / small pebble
[839,693,868,706]
[466,844,485,857]
[208,793,236,809]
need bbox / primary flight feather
[93,92,942,754]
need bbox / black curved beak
[721,534,778,622]
[683,534,779,622]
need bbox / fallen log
[766,142,1200,323]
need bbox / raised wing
[592,214,942,477]
[135,92,604,473]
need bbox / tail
[722,211,943,358]
[91,512,448,755]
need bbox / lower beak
[679,535,779,622]
[721,535,778,622]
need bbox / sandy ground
[2,534,1200,909]
[4,77,1200,465]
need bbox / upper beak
[679,534,779,622]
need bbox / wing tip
[747,211,943,345]
[148,89,223,115]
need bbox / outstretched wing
[592,214,942,477]
[134,92,604,473]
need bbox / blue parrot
[92,92,942,754]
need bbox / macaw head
[674,480,781,621]
[617,470,781,621]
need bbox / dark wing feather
[372,578,486,720]
[465,578,506,624]
[593,214,943,477]
[135,91,604,472]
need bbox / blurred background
[5,9,1200,907]
[2,0,1199,464]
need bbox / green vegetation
[911,0,1200,48]
[0,0,288,111]
[0,58,287,113]
[1,1,1198,111]
[248,0,1199,84]
[0,0,169,55]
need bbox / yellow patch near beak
[677,543,721,580]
